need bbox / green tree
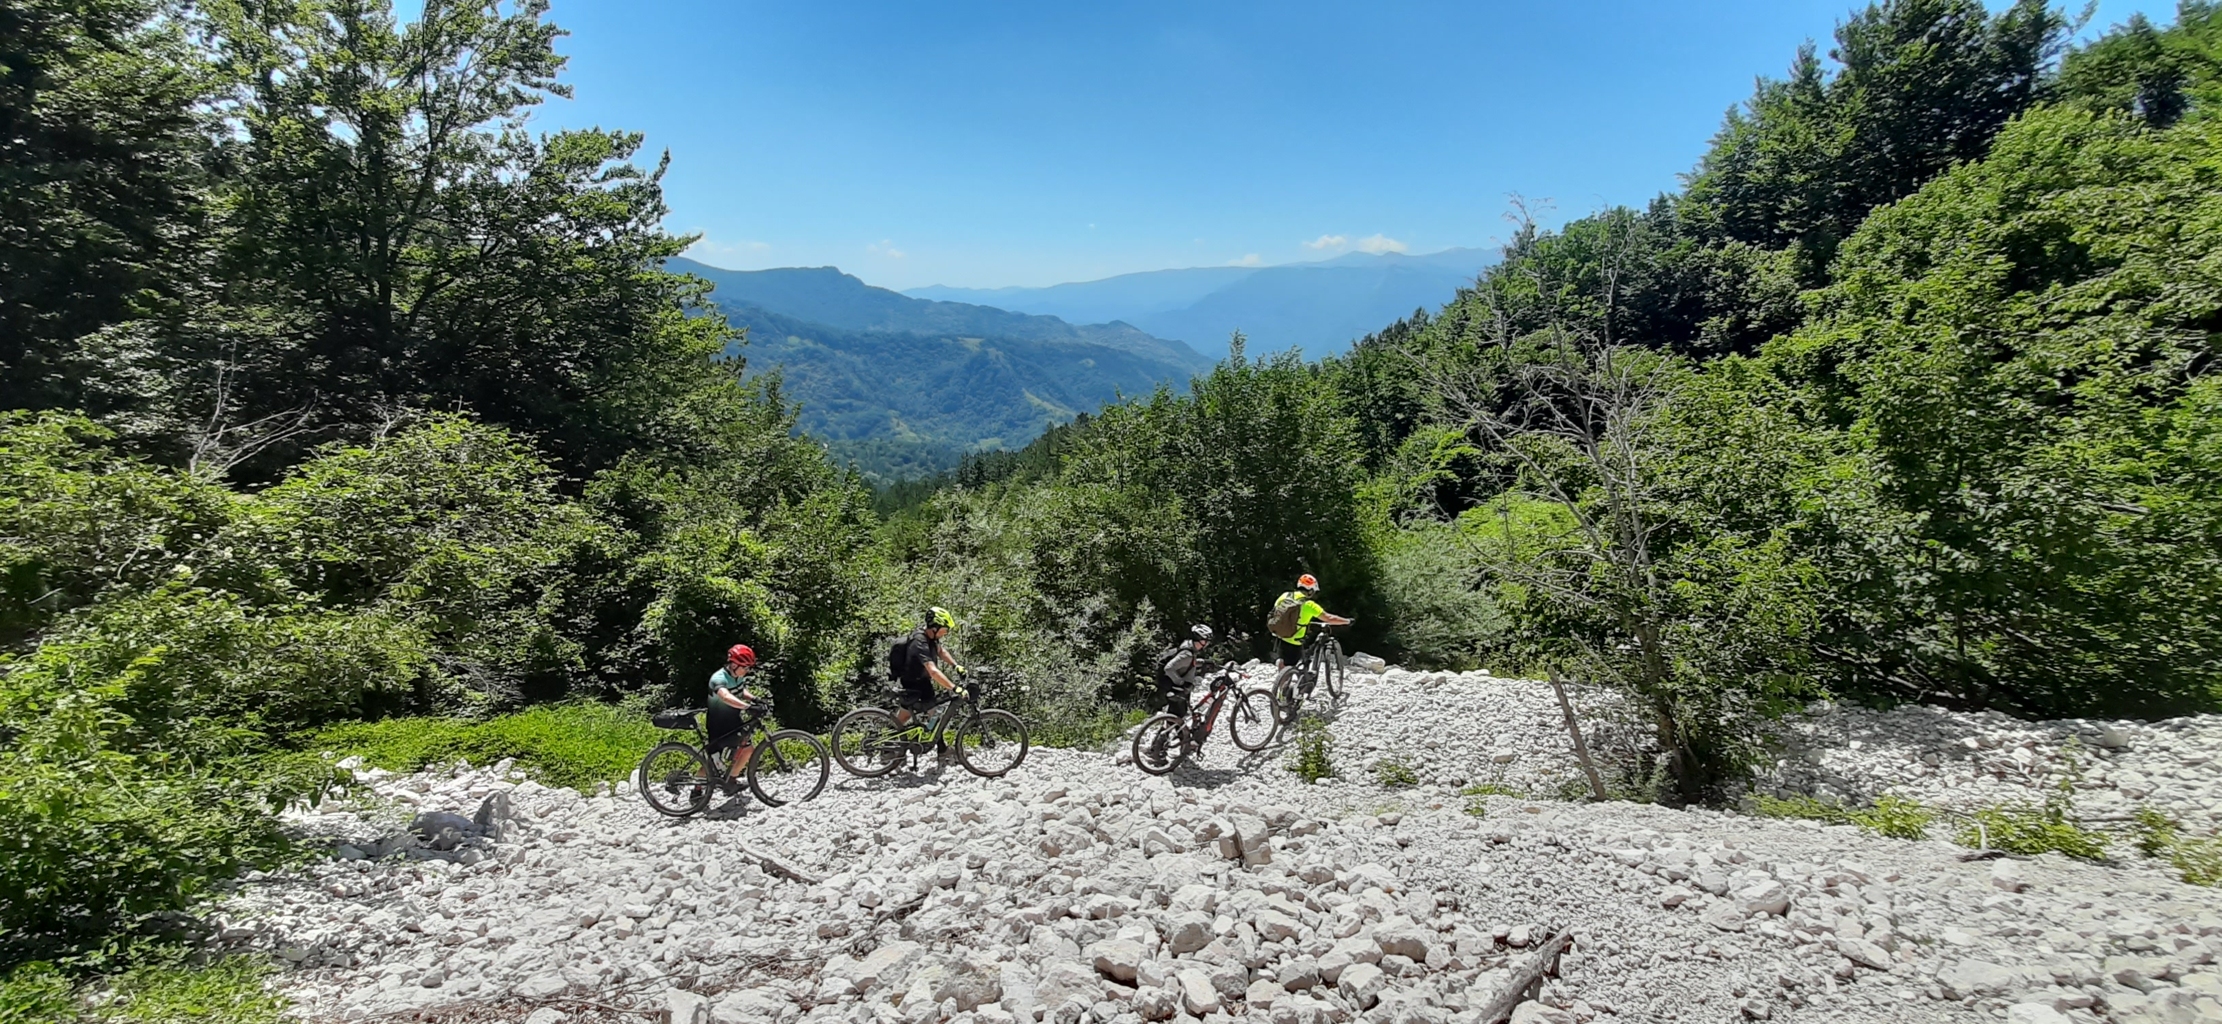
[1768,106,2222,716]
[0,0,216,412]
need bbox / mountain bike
[829,670,1030,779]
[1131,654,1279,775]
[637,701,829,818]
[1270,621,1348,726]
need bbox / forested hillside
[2,0,2219,1009]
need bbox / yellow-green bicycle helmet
[928,606,958,631]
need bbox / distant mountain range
[907,248,1494,359]
[670,257,1211,481]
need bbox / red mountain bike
[1131,655,1278,775]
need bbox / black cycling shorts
[895,679,938,712]
[706,703,749,756]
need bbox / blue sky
[528,0,2170,290]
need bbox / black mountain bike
[1131,655,1278,775]
[1270,621,1348,726]
[830,671,1030,779]
[637,702,829,818]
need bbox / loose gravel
[215,666,2222,1024]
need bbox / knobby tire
[830,708,905,778]
[747,729,830,806]
[955,708,1029,778]
[1131,713,1183,776]
[1228,688,1279,751]
[638,742,712,818]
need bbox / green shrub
[0,963,75,1024]
[2132,809,2222,887]
[1958,804,2110,861]
[1369,757,1419,788]
[1289,714,1335,784]
[1853,795,1936,840]
[307,702,661,792]
[0,953,285,1024]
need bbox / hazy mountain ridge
[907,248,1495,358]
[671,258,1209,371]
[670,258,1210,481]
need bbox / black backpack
[887,637,908,681]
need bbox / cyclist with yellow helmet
[893,606,965,728]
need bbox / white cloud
[687,237,771,259]
[1302,234,1349,251]
[1228,253,1263,267]
[1356,234,1409,255]
[867,239,907,259]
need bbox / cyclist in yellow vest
[1274,573,1351,671]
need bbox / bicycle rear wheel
[830,708,905,778]
[1228,688,1279,751]
[954,708,1029,778]
[1131,713,1183,775]
[748,729,830,807]
[1270,668,1301,726]
[638,742,712,818]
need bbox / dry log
[1475,927,1576,1024]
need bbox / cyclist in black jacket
[893,606,964,728]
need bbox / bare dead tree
[185,350,319,480]
[1407,203,1714,801]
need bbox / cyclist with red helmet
[1273,574,1351,672]
[707,644,765,792]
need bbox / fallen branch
[1474,928,1576,1024]
[1548,671,1608,802]
[736,841,821,884]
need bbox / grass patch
[1460,782,1523,798]
[1369,757,1419,788]
[2133,809,2222,887]
[1752,794,1935,840]
[1031,708,1151,751]
[305,702,660,792]
[1,954,284,1024]
[1289,714,1335,784]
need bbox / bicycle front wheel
[638,742,712,818]
[1228,688,1279,751]
[1131,713,1183,776]
[1323,640,1346,701]
[748,729,830,807]
[954,709,1029,778]
[830,708,904,778]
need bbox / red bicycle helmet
[726,644,757,669]
[1297,573,1319,591]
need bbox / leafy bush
[1289,714,1335,784]
[2132,808,2222,887]
[0,949,286,1024]
[0,963,75,1024]
[0,737,306,964]
[1370,757,1420,788]
[1958,804,2110,861]
[306,702,662,793]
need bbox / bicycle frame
[1185,668,1241,737]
